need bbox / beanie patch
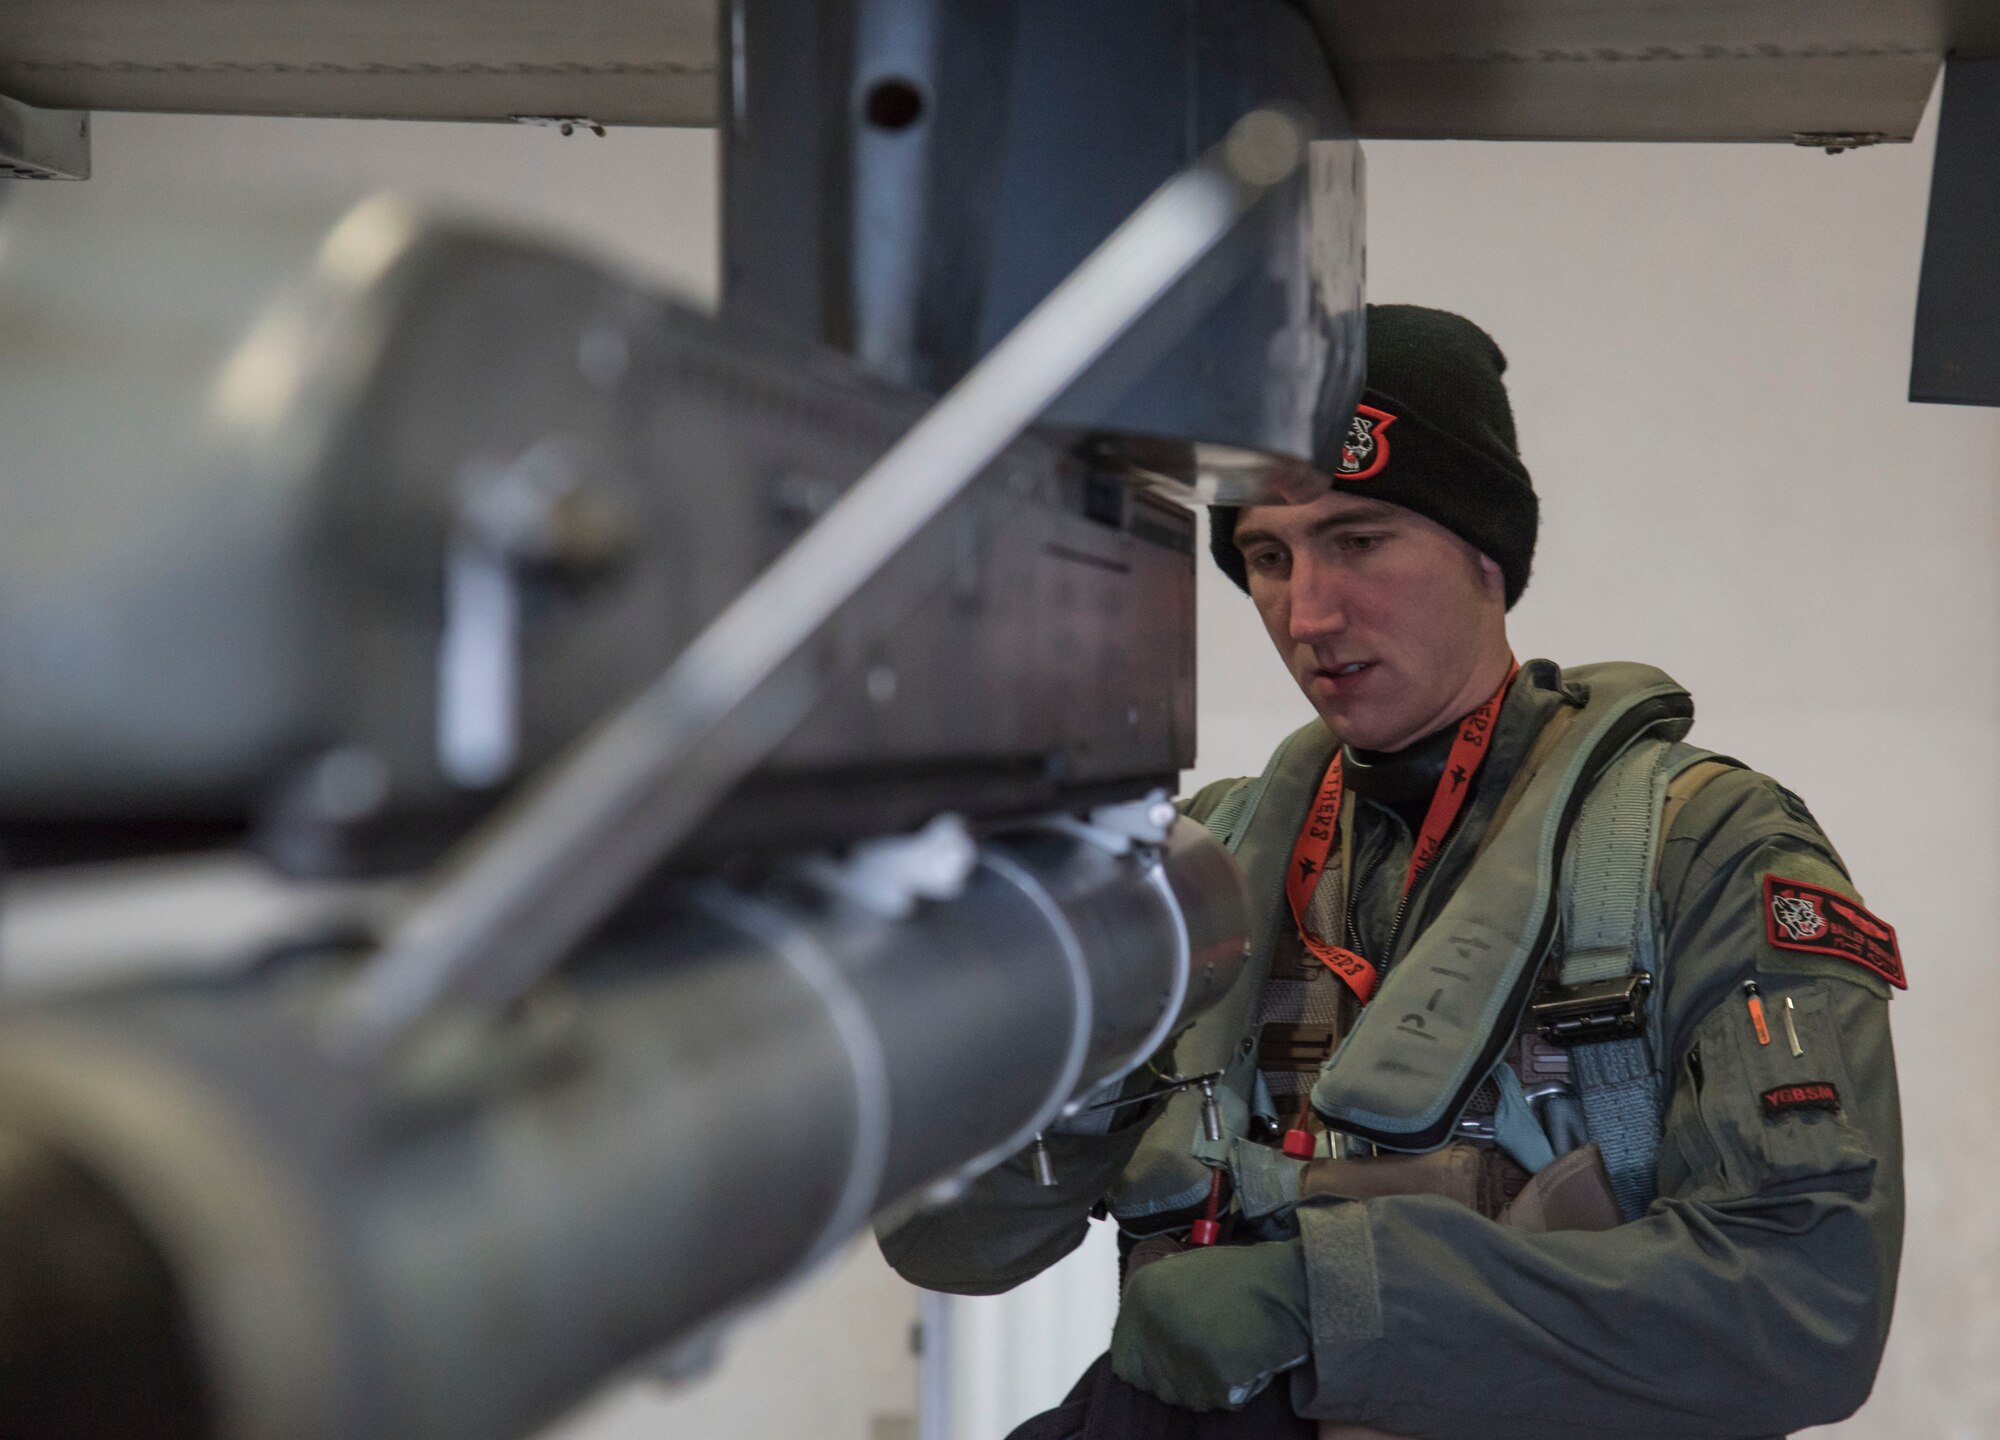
[1337,403,1397,480]
[1207,304,1539,609]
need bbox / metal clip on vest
[1030,1135,1059,1188]
[1087,1070,1227,1137]
[1531,973,1654,1045]
[1040,1071,1226,1190]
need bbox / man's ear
[1476,550,1507,600]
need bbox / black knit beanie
[1209,303,1538,607]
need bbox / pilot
[878,304,1904,1439]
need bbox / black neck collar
[1343,720,1461,829]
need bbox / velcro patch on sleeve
[1762,1082,1841,1117]
[1762,875,1907,990]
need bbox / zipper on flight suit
[1683,1044,1730,1185]
[1344,807,1456,972]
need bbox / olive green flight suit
[878,661,1903,1439]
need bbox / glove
[1110,1237,1312,1412]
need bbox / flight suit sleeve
[875,777,1253,1294]
[1287,769,1905,1439]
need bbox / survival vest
[1106,661,1735,1229]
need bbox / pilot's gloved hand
[1110,1236,1312,1412]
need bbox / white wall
[544,1240,921,1440]
[31,88,2000,1438]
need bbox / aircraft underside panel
[2,0,1996,141]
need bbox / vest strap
[1107,722,1335,1226]
[1310,664,1694,1151]
[1201,778,1257,851]
[1557,741,1736,1220]
[1202,733,1293,853]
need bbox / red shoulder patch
[1763,875,1906,990]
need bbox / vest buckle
[1531,973,1652,1044]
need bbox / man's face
[1233,490,1511,752]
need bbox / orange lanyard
[1285,663,1518,1003]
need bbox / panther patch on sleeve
[1763,874,1906,990]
